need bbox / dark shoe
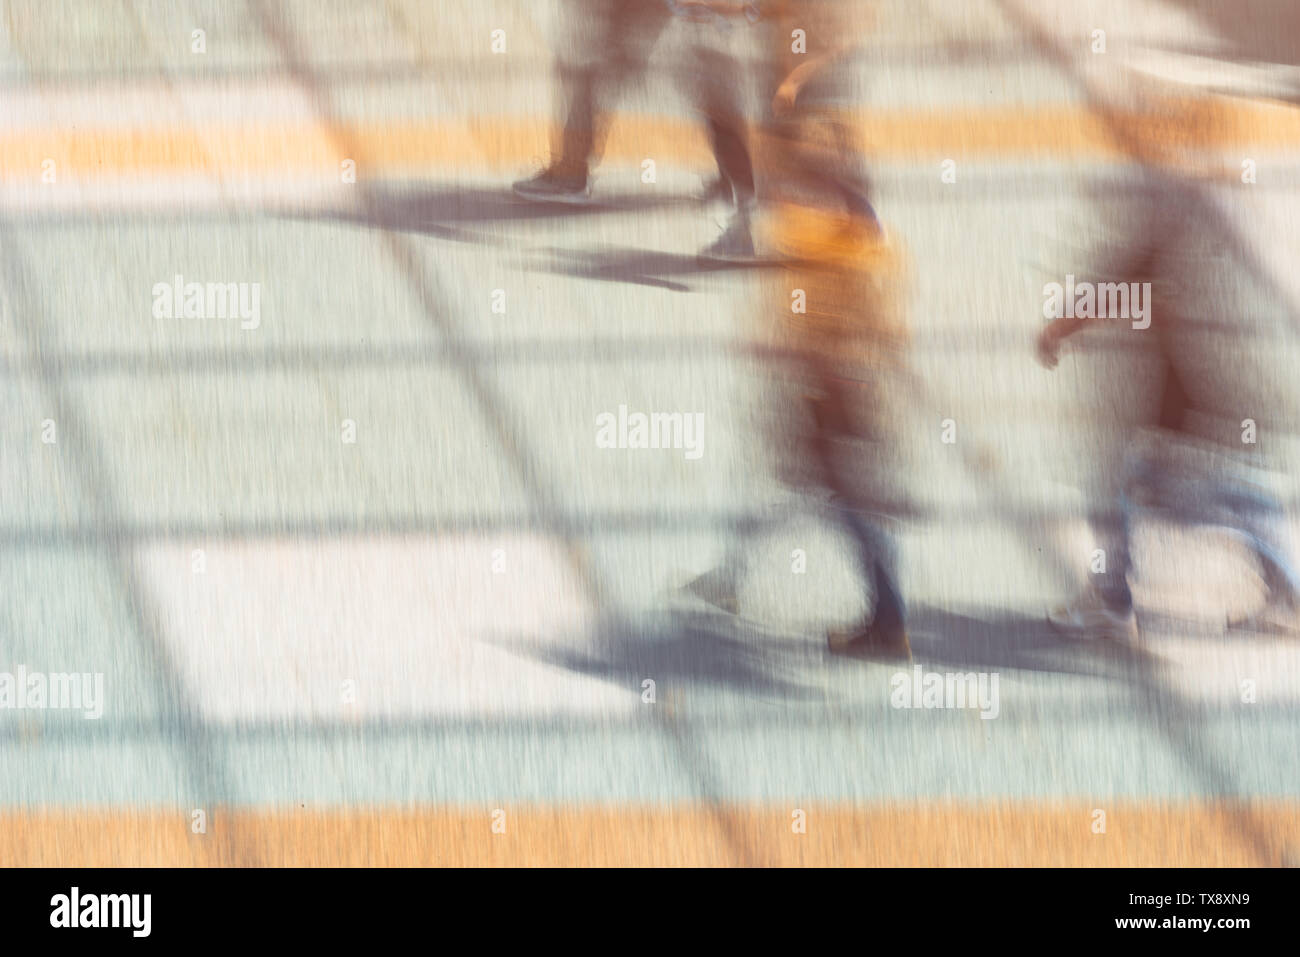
[827,617,911,661]
[697,176,730,203]
[512,167,591,204]
[699,215,755,261]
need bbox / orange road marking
[4,801,1296,866]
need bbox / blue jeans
[1093,438,1299,612]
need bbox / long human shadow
[905,607,1155,680]
[490,609,818,701]
[277,184,772,290]
[495,604,1149,708]
[519,245,769,291]
[281,183,705,237]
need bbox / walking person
[514,0,761,257]
[685,0,914,658]
[1037,36,1300,638]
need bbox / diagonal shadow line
[285,183,707,230]
[3,0,254,865]
[875,360,1089,590]
[0,503,1176,548]
[4,691,1281,745]
[0,223,247,866]
[995,0,1293,867]
[518,245,766,292]
[0,324,1282,384]
[248,0,611,611]
[905,609,1157,680]
[249,0,762,866]
[481,611,815,864]
[490,614,818,701]
[13,170,1300,238]
[994,1,1300,338]
[274,191,752,292]
[271,192,721,270]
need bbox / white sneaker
[1048,590,1138,640]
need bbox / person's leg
[1051,495,1139,638]
[517,0,671,197]
[515,1,608,197]
[1088,509,1135,613]
[1223,492,1300,615]
[838,505,905,630]
[1048,182,1173,637]
[689,30,758,258]
[1047,368,1159,638]
[1051,370,1170,637]
[805,356,909,655]
[1172,395,1300,612]
[704,114,756,206]
[550,61,599,181]
[1155,177,1300,622]
[1156,436,1300,611]
[698,113,757,258]
[687,21,756,200]
[683,349,842,614]
[1103,356,1189,614]
[576,0,673,173]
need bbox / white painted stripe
[135,536,628,722]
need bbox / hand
[674,1,717,21]
[1035,326,1063,369]
[773,58,827,116]
[772,80,800,116]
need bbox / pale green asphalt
[1,0,1299,817]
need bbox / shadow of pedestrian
[484,608,818,701]
[905,607,1159,681]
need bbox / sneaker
[512,167,591,204]
[697,176,731,203]
[1048,589,1138,640]
[699,215,755,261]
[827,617,912,662]
[679,567,740,616]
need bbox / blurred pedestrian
[1038,19,1300,638]
[514,0,760,257]
[686,0,915,658]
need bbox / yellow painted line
[3,98,1300,182]
[3,802,1296,866]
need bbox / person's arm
[1035,314,1097,369]
[773,52,838,113]
[770,1,868,114]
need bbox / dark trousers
[551,0,755,206]
[805,355,906,627]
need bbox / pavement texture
[2,0,1300,865]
